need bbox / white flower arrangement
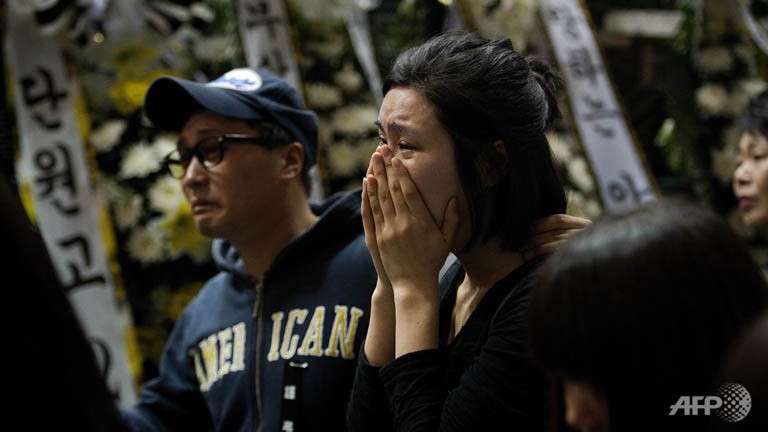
[194,34,237,63]
[466,0,538,51]
[306,34,348,63]
[327,141,361,177]
[567,190,602,221]
[331,104,379,136]
[546,131,574,163]
[695,83,729,118]
[293,0,354,21]
[151,132,178,160]
[736,78,768,99]
[90,119,127,153]
[148,177,185,214]
[112,188,144,231]
[306,82,344,110]
[120,141,164,178]
[566,156,596,195]
[126,224,166,265]
[696,45,734,76]
[334,62,364,92]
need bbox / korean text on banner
[6,3,137,407]
[540,0,659,210]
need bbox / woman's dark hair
[738,88,768,138]
[529,198,768,431]
[383,30,566,252]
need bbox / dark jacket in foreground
[123,190,377,431]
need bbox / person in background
[122,66,587,431]
[715,310,768,431]
[733,88,768,231]
[528,198,768,432]
[346,30,586,431]
[3,174,129,432]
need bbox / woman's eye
[375,137,387,147]
[398,143,413,151]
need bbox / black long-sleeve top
[347,255,551,431]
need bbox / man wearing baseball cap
[121,67,377,431]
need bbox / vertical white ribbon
[442,0,467,32]
[235,0,302,92]
[235,0,324,200]
[346,1,383,106]
[540,0,658,210]
[736,0,768,56]
[6,3,137,407]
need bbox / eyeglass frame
[163,133,283,178]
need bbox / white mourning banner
[540,0,658,210]
[236,0,302,91]
[6,2,137,407]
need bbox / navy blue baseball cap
[144,68,319,167]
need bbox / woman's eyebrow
[374,120,420,138]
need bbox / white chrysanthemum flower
[737,78,767,98]
[331,104,379,136]
[567,157,596,194]
[152,132,178,160]
[306,32,347,62]
[89,119,127,153]
[546,132,573,162]
[327,142,360,177]
[697,46,733,75]
[582,197,603,220]
[469,0,537,49]
[335,63,364,92]
[306,82,344,110]
[126,225,165,264]
[112,192,144,231]
[695,83,728,117]
[120,142,163,178]
[566,190,603,220]
[148,177,185,214]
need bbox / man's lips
[191,200,216,213]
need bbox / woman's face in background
[733,131,768,229]
[562,379,610,432]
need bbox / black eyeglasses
[164,134,277,178]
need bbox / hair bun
[526,55,562,130]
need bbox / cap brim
[144,77,269,131]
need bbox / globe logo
[715,383,751,422]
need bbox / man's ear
[280,142,305,180]
[479,140,508,187]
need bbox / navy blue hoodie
[123,189,376,431]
